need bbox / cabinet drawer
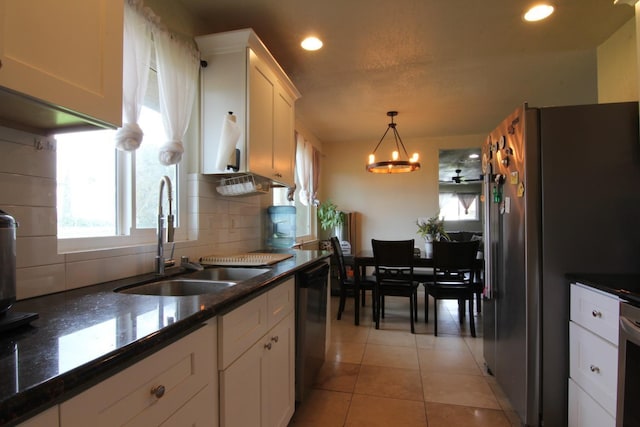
[569,321,618,416]
[219,292,268,369]
[61,324,215,427]
[569,378,615,427]
[570,283,619,345]
[268,278,294,328]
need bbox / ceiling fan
[444,169,483,184]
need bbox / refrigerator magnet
[510,171,519,185]
[517,182,525,197]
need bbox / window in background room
[439,192,479,221]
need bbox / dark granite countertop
[0,249,329,426]
[566,273,640,306]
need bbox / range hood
[0,87,114,135]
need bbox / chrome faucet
[155,176,175,275]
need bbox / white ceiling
[178,0,634,145]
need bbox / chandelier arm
[371,125,392,154]
[393,127,411,159]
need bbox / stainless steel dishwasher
[295,260,329,402]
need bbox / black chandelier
[366,111,420,174]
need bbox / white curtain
[115,0,152,151]
[295,132,313,206]
[153,28,200,165]
[458,193,477,214]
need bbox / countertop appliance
[295,260,329,402]
[482,102,640,426]
[0,210,38,332]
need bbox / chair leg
[413,292,418,322]
[362,288,366,307]
[424,286,429,323]
[469,295,476,337]
[374,288,380,329]
[410,293,415,334]
[433,298,438,336]
[337,286,346,320]
[381,295,385,318]
[476,291,482,313]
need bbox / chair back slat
[330,236,348,283]
[371,239,415,283]
[433,240,479,272]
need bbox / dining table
[344,249,483,326]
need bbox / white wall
[597,17,638,102]
[320,133,484,252]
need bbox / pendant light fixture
[367,111,420,173]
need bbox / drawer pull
[264,342,272,350]
[271,336,279,343]
[591,310,602,318]
[589,365,600,374]
[151,385,166,399]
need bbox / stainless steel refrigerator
[482,102,640,427]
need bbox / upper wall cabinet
[0,0,123,133]
[196,29,300,188]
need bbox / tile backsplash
[0,126,265,300]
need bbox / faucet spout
[156,176,175,275]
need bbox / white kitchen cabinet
[569,283,619,423]
[568,378,615,427]
[60,321,218,427]
[218,278,295,427]
[196,29,300,187]
[17,406,59,427]
[0,0,123,130]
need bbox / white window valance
[115,0,200,166]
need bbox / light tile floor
[289,291,521,427]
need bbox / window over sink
[56,69,185,252]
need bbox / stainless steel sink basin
[116,279,237,296]
[185,267,270,282]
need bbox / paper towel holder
[227,148,240,172]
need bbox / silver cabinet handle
[264,342,272,350]
[592,310,602,318]
[151,385,166,399]
[590,365,600,374]
[271,336,279,343]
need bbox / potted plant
[318,200,344,236]
[416,214,449,257]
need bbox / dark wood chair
[330,236,375,320]
[424,240,481,337]
[371,239,419,333]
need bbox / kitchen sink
[115,268,270,296]
[184,267,270,282]
[115,279,237,296]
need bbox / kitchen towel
[216,113,241,171]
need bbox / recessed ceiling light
[469,153,479,159]
[524,4,555,22]
[301,36,323,51]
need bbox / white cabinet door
[0,0,123,127]
[569,321,618,416]
[61,324,216,427]
[219,279,295,427]
[569,379,615,427]
[273,87,295,186]
[219,334,264,427]
[247,49,275,180]
[265,312,295,427]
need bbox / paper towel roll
[216,113,241,171]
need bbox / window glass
[135,106,176,229]
[56,130,116,238]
